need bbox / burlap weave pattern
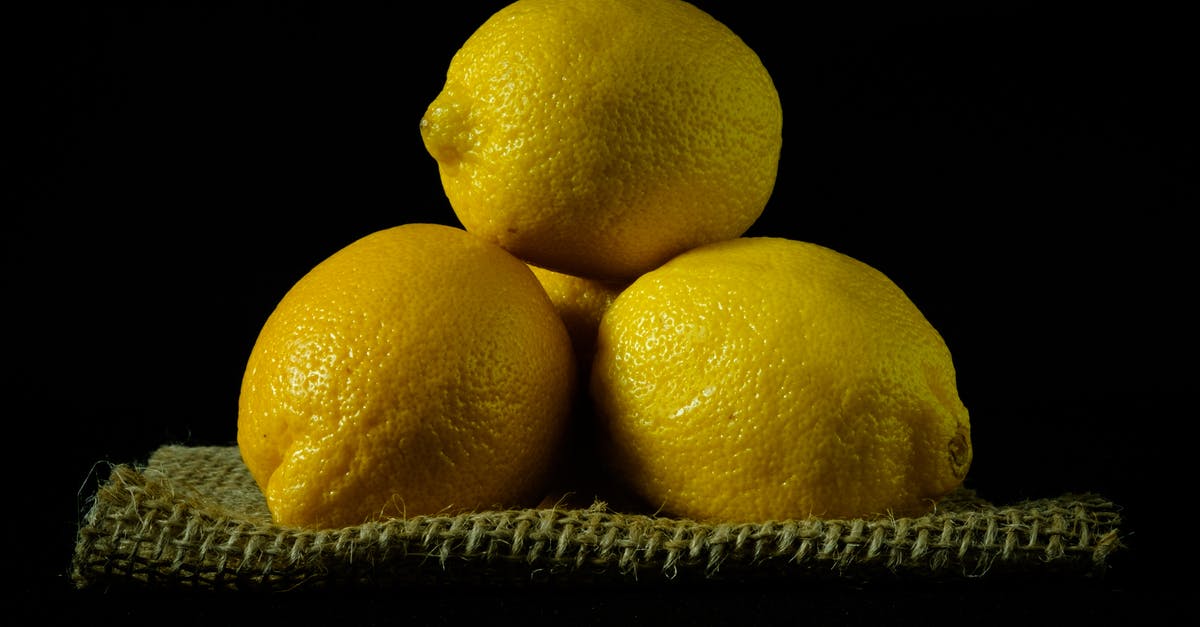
[71,445,1124,591]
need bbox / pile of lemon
[237,0,972,529]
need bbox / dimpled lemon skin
[237,223,576,529]
[421,0,783,281]
[590,238,972,522]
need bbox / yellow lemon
[590,237,972,522]
[420,0,783,280]
[527,264,626,380]
[526,264,631,511]
[237,223,576,528]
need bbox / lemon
[526,264,629,510]
[420,0,783,280]
[589,237,972,522]
[237,223,576,528]
[527,264,626,382]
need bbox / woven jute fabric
[71,445,1124,591]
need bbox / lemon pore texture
[421,0,783,281]
[590,237,973,522]
[237,223,576,528]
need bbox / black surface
[9,2,1192,622]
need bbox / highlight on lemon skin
[237,223,577,529]
[589,237,973,523]
[420,0,783,281]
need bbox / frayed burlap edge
[71,445,1124,591]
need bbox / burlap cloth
[71,445,1124,591]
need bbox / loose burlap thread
[71,445,1124,591]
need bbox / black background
[8,1,1193,622]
